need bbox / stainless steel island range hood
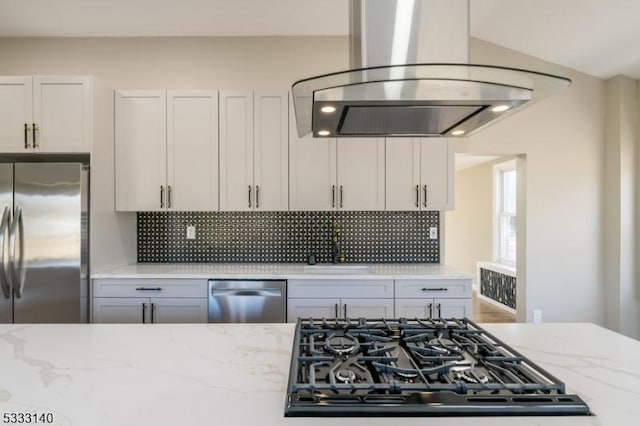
[292,0,571,138]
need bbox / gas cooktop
[285,318,590,417]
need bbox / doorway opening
[443,154,526,323]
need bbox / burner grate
[285,317,591,417]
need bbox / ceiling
[1,0,639,79]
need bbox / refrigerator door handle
[0,206,11,299]
[9,206,26,298]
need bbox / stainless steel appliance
[285,318,591,417]
[208,280,286,323]
[0,162,88,323]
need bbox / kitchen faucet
[331,220,344,264]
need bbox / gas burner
[425,335,463,355]
[335,369,357,383]
[324,333,360,356]
[452,366,490,384]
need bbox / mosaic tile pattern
[137,211,440,263]
[479,268,517,309]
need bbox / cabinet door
[343,299,394,319]
[289,98,337,211]
[0,76,33,152]
[254,91,288,211]
[219,90,254,211]
[167,90,219,211]
[92,298,146,323]
[435,298,472,319]
[394,299,434,319]
[287,298,341,323]
[337,138,385,210]
[33,76,91,153]
[420,138,454,210]
[150,298,208,323]
[385,138,421,211]
[115,90,167,211]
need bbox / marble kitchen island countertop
[91,262,474,280]
[0,323,638,426]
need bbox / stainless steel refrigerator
[0,162,88,323]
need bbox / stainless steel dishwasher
[208,280,287,323]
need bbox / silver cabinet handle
[9,206,25,298]
[142,303,147,323]
[24,123,30,149]
[135,287,162,291]
[334,303,339,318]
[160,186,164,208]
[0,206,11,299]
[331,185,336,208]
[423,185,428,208]
[415,185,420,207]
[339,185,344,208]
[343,304,347,319]
[248,185,252,208]
[421,287,448,292]
[151,302,155,323]
[428,302,433,318]
[167,185,172,208]
[255,185,260,209]
[32,123,37,148]
[437,303,442,318]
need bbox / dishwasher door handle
[212,289,283,297]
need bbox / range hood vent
[292,0,570,138]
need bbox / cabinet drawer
[395,279,471,298]
[288,279,394,298]
[92,279,208,298]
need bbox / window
[493,160,517,266]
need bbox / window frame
[493,160,517,266]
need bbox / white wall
[0,36,349,271]
[457,39,606,325]
[444,160,495,280]
[604,75,639,339]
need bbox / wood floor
[472,292,516,323]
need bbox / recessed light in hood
[292,0,571,138]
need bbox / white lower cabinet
[287,298,394,323]
[287,279,394,322]
[394,298,472,319]
[394,279,473,319]
[91,279,208,323]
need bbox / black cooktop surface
[285,318,590,417]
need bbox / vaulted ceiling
[1,0,639,79]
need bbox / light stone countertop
[0,322,638,425]
[91,263,474,280]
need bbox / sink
[303,265,374,274]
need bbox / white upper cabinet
[337,138,385,211]
[420,138,454,210]
[219,91,254,211]
[0,75,91,153]
[219,90,288,211]
[289,130,337,211]
[115,89,219,212]
[253,91,289,211]
[386,137,454,211]
[115,90,167,212]
[0,77,32,152]
[167,90,219,211]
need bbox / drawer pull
[135,287,163,291]
[421,287,448,292]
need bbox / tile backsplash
[137,211,440,263]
